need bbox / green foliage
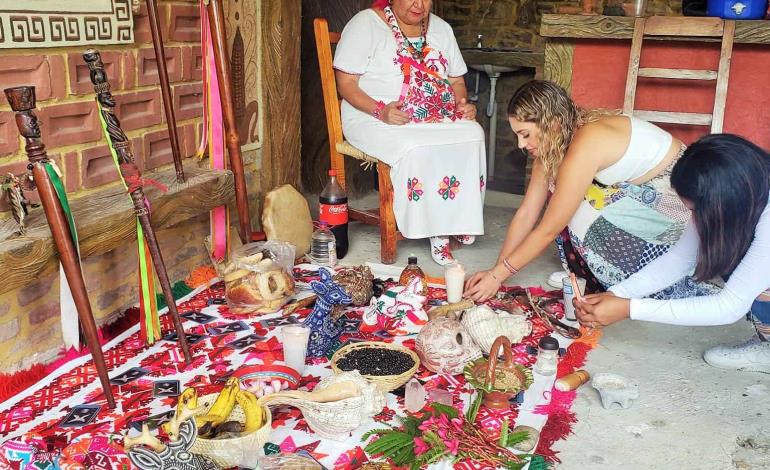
[527,455,553,470]
[465,391,483,423]
[501,430,531,448]
[429,402,458,419]
[498,419,509,447]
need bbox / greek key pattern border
[0,0,133,48]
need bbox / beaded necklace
[383,6,428,62]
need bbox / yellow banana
[235,389,264,433]
[200,377,240,427]
[162,387,200,435]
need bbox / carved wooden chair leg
[4,86,116,409]
[377,163,397,264]
[83,50,193,364]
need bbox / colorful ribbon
[43,161,81,350]
[198,0,229,262]
[96,101,161,344]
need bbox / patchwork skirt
[558,146,719,298]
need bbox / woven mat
[0,265,599,469]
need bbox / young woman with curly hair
[465,80,717,301]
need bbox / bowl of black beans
[331,341,420,392]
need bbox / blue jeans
[750,297,770,341]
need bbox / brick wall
[435,0,682,51]
[0,1,263,372]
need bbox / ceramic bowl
[591,372,639,409]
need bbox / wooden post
[207,0,252,244]
[83,50,192,364]
[4,86,116,409]
[146,0,186,184]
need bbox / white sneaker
[455,235,476,245]
[547,270,569,289]
[703,336,770,373]
[429,236,455,266]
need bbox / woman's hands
[464,265,508,302]
[574,292,631,328]
[379,101,410,125]
[456,97,477,120]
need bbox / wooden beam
[712,20,735,133]
[638,68,718,80]
[260,0,302,192]
[633,110,713,126]
[544,40,575,93]
[541,14,770,44]
[643,16,724,37]
[0,164,234,296]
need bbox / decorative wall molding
[0,0,134,49]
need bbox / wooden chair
[313,17,402,264]
[623,16,735,133]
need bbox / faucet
[476,34,483,49]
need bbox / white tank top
[594,115,673,185]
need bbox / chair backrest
[313,18,348,188]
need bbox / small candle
[281,324,310,374]
[445,262,466,304]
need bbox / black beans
[336,348,414,376]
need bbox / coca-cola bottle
[319,169,348,259]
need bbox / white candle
[281,324,310,374]
[445,262,466,303]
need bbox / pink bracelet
[503,258,519,275]
[372,100,386,121]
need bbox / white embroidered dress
[333,9,486,239]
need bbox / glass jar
[399,256,428,295]
[533,336,559,376]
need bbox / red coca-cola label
[319,203,348,225]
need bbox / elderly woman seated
[334,0,486,265]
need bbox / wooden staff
[146,0,186,184]
[207,0,252,243]
[83,50,192,364]
[4,86,116,409]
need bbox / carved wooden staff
[207,0,253,243]
[146,0,186,184]
[83,50,192,364]
[4,86,116,409]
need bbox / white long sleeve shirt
[609,201,770,326]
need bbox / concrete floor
[331,190,770,470]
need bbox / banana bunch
[163,377,266,439]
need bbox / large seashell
[461,305,532,353]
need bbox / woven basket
[258,371,385,441]
[331,341,420,392]
[189,393,272,469]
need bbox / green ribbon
[96,100,159,343]
[44,163,78,249]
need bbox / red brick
[61,151,80,193]
[0,54,66,101]
[38,101,101,148]
[181,122,197,158]
[0,111,19,156]
[166,4,200,43]
[132,3,159,44]
[137,46,184,86]
[123,51,137,90]
[81,145,120,189]
[182,45,203,81]
[68,51,122,95]
[114,89,162,132]
[129,137,145,172]
[143,129,174,170]
[29,302,59,325]
[172,82,203,121]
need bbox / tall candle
[445,262,466,303]
[281,324,310,374]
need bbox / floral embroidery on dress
[438,176,460,200]
[480,175,485,191]
[408,177,424,201]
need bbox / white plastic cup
[562,275,586,321]
[281,324,310,374]
[444,262,466,304]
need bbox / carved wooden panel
[224,0,260,149]
[544,40,575,93]
[0,0,134,48]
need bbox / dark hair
[671,134,770,280]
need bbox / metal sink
[468,63,521,76]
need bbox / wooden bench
[0,163,234,296]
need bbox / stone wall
[435,0,683,51]
[0,0,263,371]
